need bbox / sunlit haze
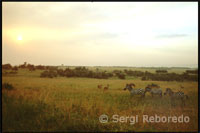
[2,2,198,67]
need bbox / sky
[2,2,198,67]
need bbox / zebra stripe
[164,88,188,106]
[124,84,145,97]
[145,87,162,97]
[130,88,145,96]
[150,88,162,95]
[171,91,185,98]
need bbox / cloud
[2,2,108,31]
[156,34,188,38]
[2,2,198,67]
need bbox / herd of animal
[97,83,188,106]
[97,84,109,92]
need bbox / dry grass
[2,68,198,132]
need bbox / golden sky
[2,2,198,67]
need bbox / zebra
[146,83,160,89]
[123,84,145,97]
[164,88,188,106]
[145,86,162,97]
[129,83,136,87]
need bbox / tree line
[2,63,198,81]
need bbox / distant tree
[12,66,18,71]
[19,62,27,68]
[185,69,198,75]
[35,65,45,70]
[2,64,12,70]
[156,70,168,74]
[117,73,125,79]
[27,64,35,71]
[24,62,27,66]
[141,76,147,81]
[40,70,49,78]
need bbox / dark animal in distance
[97,84,102,89]
[147,83,160,89]
[104,84,109,92]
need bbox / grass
[2,68,198,132]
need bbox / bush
[27,64,35,71]
[2,64,12,70]
[117,73,125,79]
[40,70,57,78]
[35,65,46,70]
[124,70,145,77]
[40,70,49,78]
[2,83,14,90]
[185,69,198,75]
[12,66,18,71]
[56,67,113,79]
[141,76,147,81]
[155,70,168,74]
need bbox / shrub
[141,76,147,81]
[185,69,198,75]
[155,70,168,74]
[2,83,14,90]
[27,64,35,71]
[124,70,145,77]
[12,66,18,71]
[40,70,49,78]
[2,64,12,70]
[117,73,125,79]
[40,70,57,78]
[35,65,46,70]
[29,67,36,71]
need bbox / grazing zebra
[145,86,162,97]
[97,84,102,89]
[104,84,109,92]
[129,83,136,87]
[164,88,188,106]
[147,83,160,89]
[124,84,145,97]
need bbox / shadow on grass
[2,94,103,132]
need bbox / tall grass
[2,68,198,132]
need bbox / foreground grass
[2,69,198,132]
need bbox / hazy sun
[17,35,23,41]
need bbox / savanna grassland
[2,67,198,132]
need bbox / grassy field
[2,68,198,132]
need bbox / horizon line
[2,63,198,69]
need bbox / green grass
[2,68,198,132]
